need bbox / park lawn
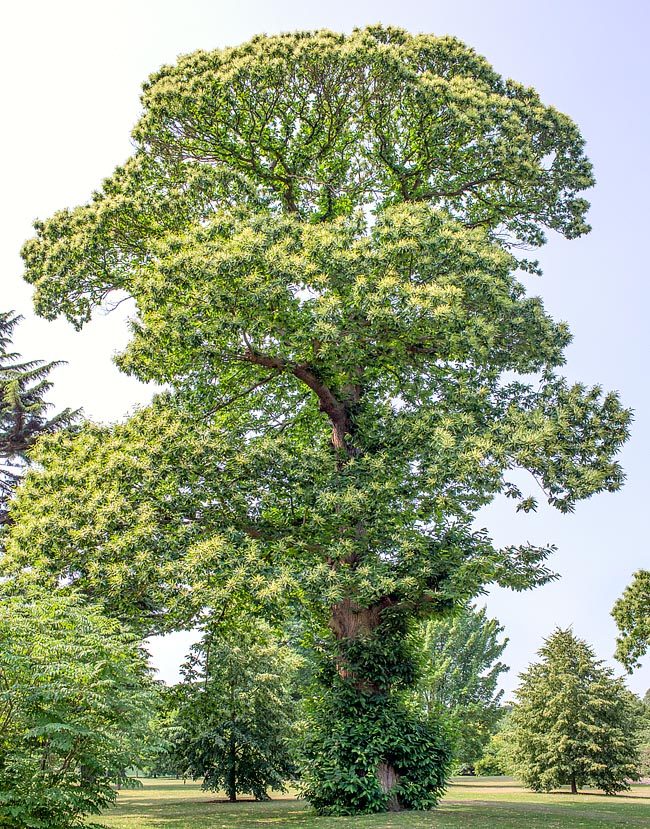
[91,777,650,828]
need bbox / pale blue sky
[2,0,648,695]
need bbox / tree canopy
[612,570,650,671]
[8,26,631,813]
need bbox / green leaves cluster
[23,26,594,334]
[0,311,77,523]
[300,670,453,814]
[612,570,650,671]
[0,593,154,828]
[507,628,640,794]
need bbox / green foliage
[508,628,640,794]
[474,709,513,776]
[612,570,650,671]
[0,592,154,828]
[415,605,508,768]
[2,399,303,634]
[12,26,632,813]
[632,689,650,778]
[300,653,453,814]
[0,311,77,522]
[169,618,300,801]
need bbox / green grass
[91,777,650,828]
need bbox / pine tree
[0,311,77,522]
[509,628,640,794]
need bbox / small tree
[509,628,640,795]
[0,310,77,523]
[415,604,508,769]
[170,618,300,801]
[0,591,154,828]
[474,708,513,776]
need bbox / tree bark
[570,773,578,795]
[227,731,237,802]
[377,763,402,811]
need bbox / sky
[2,0,649,697]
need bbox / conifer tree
[509,628,640,794]
[0,311,77,523]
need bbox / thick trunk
[377,763,402,811]
[329,598,403,810]
[329,597,394,690]
[570,773,578,795]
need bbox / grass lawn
[91,777,650,828]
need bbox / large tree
[508,628,640,795]
[8,27,631,812]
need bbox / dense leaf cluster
[415,604,508,768]
[0,311,77,523]
[301,660,452,814]
[167,619,300,801]
[612,570,650,671]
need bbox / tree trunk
[570,773,578,795]
[227,732,237,802]
[377,763,402,811]
[330,597,403,810]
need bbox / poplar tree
[8,27,631,812]
[415,605,508,768]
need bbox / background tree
[0,311,77,525]
[415,604,508,770]
[10,27,631,813]
[508,628,640,795]
[474,707,513,776]
[633,688,650,778]
[168,618,301,802]
[0,591,154,829]
[612,570,650,671]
